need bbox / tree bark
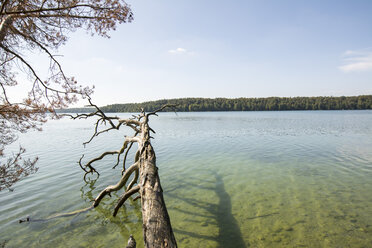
[134,113,177,248]
[139,142,177,248]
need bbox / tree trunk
[139,142,177,248]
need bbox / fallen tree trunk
[119,110,177,247]
[138,141,177,247]
[66,102,178,247]
[138,109,177,247]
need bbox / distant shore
[58,95,372,113]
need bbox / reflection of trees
[165,172,247,248]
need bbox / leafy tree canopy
[0,0,133,190]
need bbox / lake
[1,111,372,247]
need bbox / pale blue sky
[55,0,372,106]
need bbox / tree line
[99,95,372,113]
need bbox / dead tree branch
[64,101,178,247]
[114,185,140,216]
[93,161,139,207]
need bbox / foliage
[0,147,38,191]
[100,95,372,113]
[0,0,133,190]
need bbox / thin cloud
[168,47,195,55]
[339,49,372,72]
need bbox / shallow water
[1,111,372,247]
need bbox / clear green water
[1,111,372,247]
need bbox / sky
[25,0,372,106]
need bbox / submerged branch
[113,185,140,217]
[93,162,139,208]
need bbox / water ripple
[1,111,372,247]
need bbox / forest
[98,95,372,113]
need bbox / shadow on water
[80,171,247,247]
[167,172,247,248]
[214,173,246,248]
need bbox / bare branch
[79,134,140,176]
[118,140,134,170]
[93,161,139,207]
[118,118,141,127]
[63,100,124,145]
[10,26,72,89]
[0,0,9,15]
[19,205,94,223]
[113,185,140,217]
[87,98,117,127]
[0,82,10,104]
[84,122,123,145]
[0,55,15,66]
[77,155,99,183]
[61,111,99,120]
[127,167,139,191]
[146,104,177,119]
[0,44,48,91]
[82,149,122,171]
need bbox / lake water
[1,111,372,247]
